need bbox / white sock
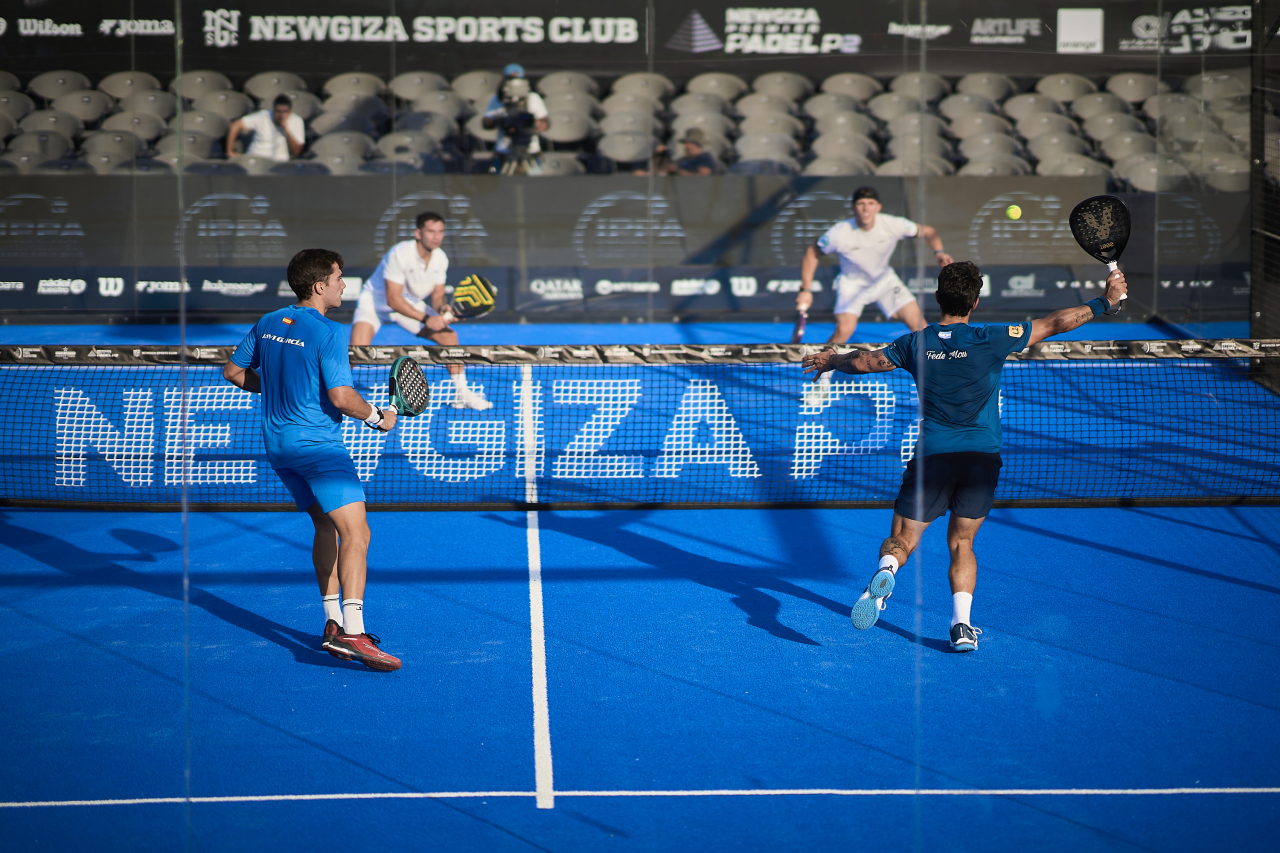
[951,592,973,628]
[342,598,365,635]
[451,370,469,392]
[322,594,343,627]
[878,555,899,575]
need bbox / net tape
[4,341,1279,509]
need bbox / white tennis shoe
[452,387,493,410]
[851,567,895,630]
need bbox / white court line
[4,788,1278,808]
[520,365,555,810]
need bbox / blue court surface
[2,504,1278,852]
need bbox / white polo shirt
[239,109,305,161]
[817,214,919,285]
[362,240,449,311]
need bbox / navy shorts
[894,452,1002,523]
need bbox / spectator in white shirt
[226,94,305,162]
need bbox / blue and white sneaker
[949,623,982,652]
[850,568,895,630]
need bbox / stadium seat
[1027,132,1090,160]
[269,160,332,176]
[359,159,422,175]
[955,73,1016,103]
[5,130,71,160]
[19,110,83,140]
[1016,113,1079,140]
[958,156,1031,176]
[0,91,35,121]
[313,153,363,175]
[1158,112,1223,141]
[119,91,177,120]
[1036,153,1112,177]
[735,92,796,117]
[311,110,379,137]
[887,134,952,159]
[597,131,656,164]
[1183,70,1249,100]
[312,131,376,159]
[821,73,882,102]
[0,71,19,91]
[1083,112,1145,141]
[815,111,877,138]
[670,92,728,116]
[81,129,146,158]
[890,72,949,103]
[1197,156,1250,192]
[601,92,661,116]
[686,73,749,101]
[323,72,386,97]
[102,112,166,141]
[389,71,450,102]
[1164,129,1238,158]
[1004,93,1064,122]
[612,72,675,101]
[1106,73,1168,104]
[1121,155,1191,191]
[963,152,1032,174]
[753,72,813,102]
[193,90,254,121]
[451,71,502,109]
[875,155,954,176]
[543,111,599,145]
[734,132,799,160]
[544,91,603,116]
[29,71,91,102]
[803,92,860,119]
[1143,92,1198,119]
[939,93,998,120]
[464,114,498,144]
[392,111,458,140]
[536,153,586,176]
[0,114,15,140]
[803,157,873,176]
[886,112,948,139]
[278,91,323,120]
[599,111,661,137]
[322,92,388,120]
[83,152,129,175]
[376,131,439,160]
[1100,131,1157,162]
[1035,73,1096,104]
[738,113,805,139]
[32,158,93,175]
[538,71,599,97]
[98,70,162,101]
[868,93,922,121]
[230,154,278,175]
[111,158,173,175]
[726,157,799,175]
[184,160,249,175]
[170,110,230,141]
[1072,92,1131,120]
[0,152,40,173]
[411,91,465,121]
[958,132,1021,160]
[949,112,1014,138]
[156,130,218,160]
[171,70,232,101]
[52,90,112,124]
[810,132,879,162]
[244,71,308,103]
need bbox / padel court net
[3,341,1278,509]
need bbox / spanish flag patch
[283,316,295,325]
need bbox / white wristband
[363,405,383,426]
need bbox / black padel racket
[448,274,498,320]
[388,356,431,417]
[790,309,808,344]
[1069,195,1129,316]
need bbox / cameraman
[482,64,549,174]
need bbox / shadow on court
[0,512,367,671]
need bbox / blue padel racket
[388,356,430,417]
[1069,195,1130,316]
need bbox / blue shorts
[894,452,1002,523]
[269,442,365,513]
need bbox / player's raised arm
[1027,269,1127,346]
[802,347,898,378]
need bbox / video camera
[492,77,536,150]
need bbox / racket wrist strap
[1087,297,1110,318]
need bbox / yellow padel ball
[1006,204,1022,220]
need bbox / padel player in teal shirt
[802,261,1127,651]
[223,248,403,672]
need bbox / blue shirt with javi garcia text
[883,321,1032,455]
[231,305,352,455]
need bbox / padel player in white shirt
[350,210,492,410]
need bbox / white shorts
[351,288,438,337]
[833,270,917,320]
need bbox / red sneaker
[325,632,401,671]
[321,619,343,656]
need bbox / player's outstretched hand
[801,349,836,378]
[936,251,955,266]
[795,290,813,312]
[1105,269,1127,307]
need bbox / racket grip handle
[384,404,398,415]
[1106,261,1119,272]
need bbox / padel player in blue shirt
[803,261,1127,651]
[222,248,403,671]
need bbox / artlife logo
[666,8,860,55]
[1120,7,1250,53]
[203,9,241,47]
[969,18,1043,45]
